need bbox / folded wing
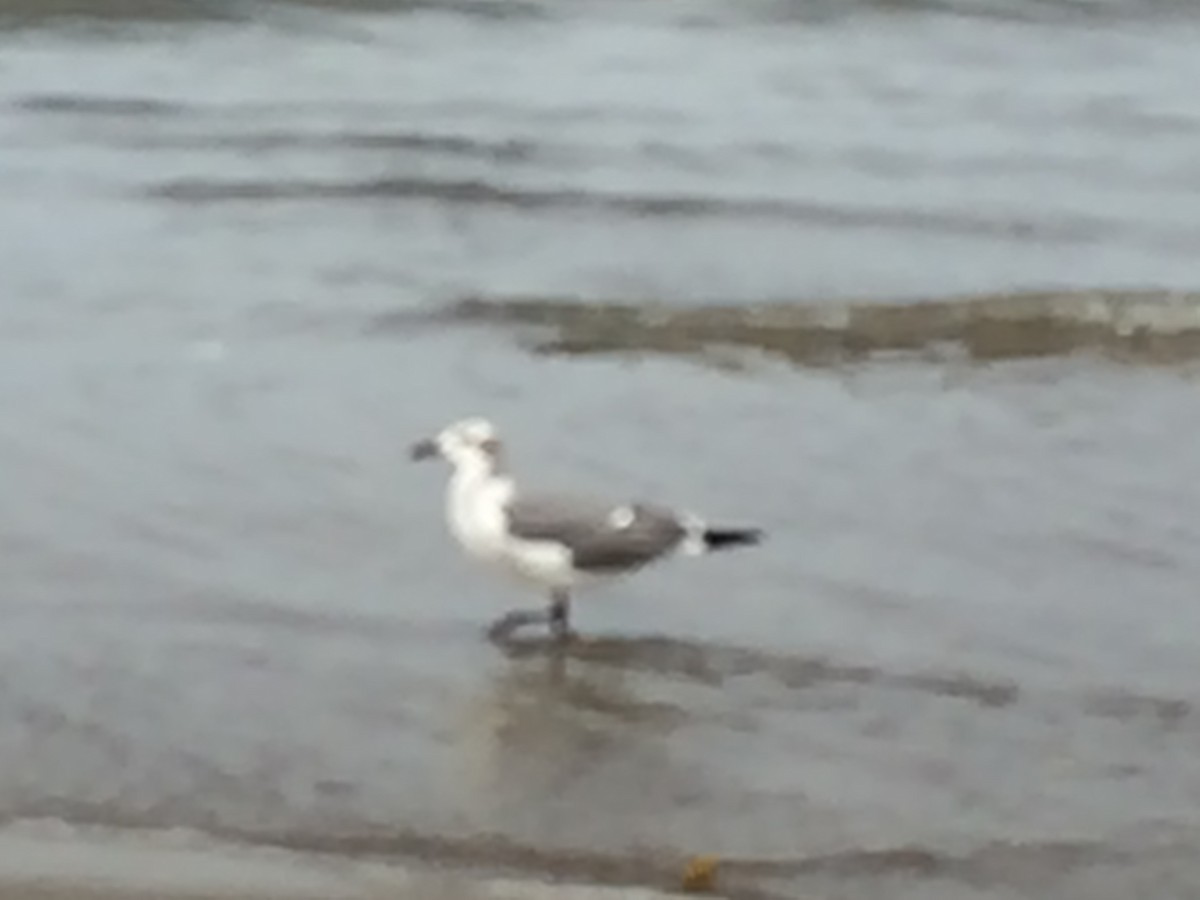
[504,491,687,573]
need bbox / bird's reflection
[482,632,691,730]
[448,632,703,843]
[494,630,845,689]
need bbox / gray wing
[504,490,686,573]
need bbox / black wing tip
[702,526,765,550]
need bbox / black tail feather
[702,526,764,551]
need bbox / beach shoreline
[0,826,677,900]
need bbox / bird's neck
[447,453,510,540]
[449,451,500,491]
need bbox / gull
[410,417,763,641]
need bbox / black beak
[410,438,438,461]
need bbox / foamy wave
[384,289,1200,366]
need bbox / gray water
[3,0,1200,896]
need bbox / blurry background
[1,0,1199,897]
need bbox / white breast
[445,471,575,590]
[447,470,511,564]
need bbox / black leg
[486,608,548,642]
[485,590,572,645]
[549,589,571,642]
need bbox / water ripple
[376,289,1200,366]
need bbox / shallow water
[2,0,1200,896]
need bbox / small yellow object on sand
[680,855,720,892]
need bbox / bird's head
[410,417,503,471]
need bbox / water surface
[2,0,1199,896]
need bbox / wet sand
[0,829,679,900]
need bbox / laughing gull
[411,417,763,641]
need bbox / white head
[410,417,503,472]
